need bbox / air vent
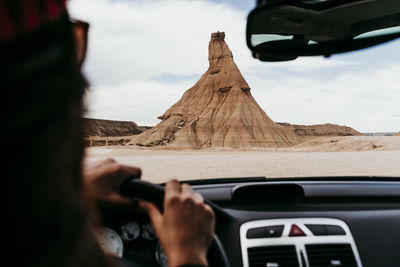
[248,245,299,267]
[306,244,357,267]
[241,219,362,267]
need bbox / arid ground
[85,136,400,183]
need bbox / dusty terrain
[289,136,400,151]
[85,136,400,183]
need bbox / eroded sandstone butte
[83,118,149,137]
[277,122,363,142]
[132,32,299,149]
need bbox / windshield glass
[69,0,400,183]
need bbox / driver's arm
[83,159,214,267]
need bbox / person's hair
[2,10,112,267]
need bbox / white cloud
[249,64,400,132]
[69,0,245,85]
[68,0,400,132]
[84,78,194,125]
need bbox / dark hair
[2,12,113,267]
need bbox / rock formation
[83,118,148,137]
[132,32,299,149]
[277,123,363,142]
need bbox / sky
[68,0,400,133]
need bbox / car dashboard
[98,178,400,267]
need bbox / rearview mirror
[246,0,400,61]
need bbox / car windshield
[68,0,400,183]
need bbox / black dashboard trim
[192,180,400,267]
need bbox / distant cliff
[83,118,150,137]
[277,123,363,140]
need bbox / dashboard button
[246,225,284,238]
[289,224,306,236]
[246,227,265,238]
[325,225,346,235]
[306,224,346,236]
[306,224,326,236]
[265,225,284,237]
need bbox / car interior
[89,1,400,267]
[96,175,400,267]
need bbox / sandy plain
[84,136,400,183]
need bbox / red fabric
[47,0,65,20]
[0,0,15,40]
[0,0,67,41]
[22,0,42,31]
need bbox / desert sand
[85,136,400,183]
[290,136,400,151]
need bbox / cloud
[69,0,246,86]
[249,64,400,132]
[84,78,194,125]
[68,0,400,132]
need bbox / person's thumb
[140,200,163,230]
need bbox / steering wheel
[120,179,231,267]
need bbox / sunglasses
[71,19,89,67]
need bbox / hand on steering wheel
[120,179,231,267]
[83,158,142,205]
[141,180,214,267]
